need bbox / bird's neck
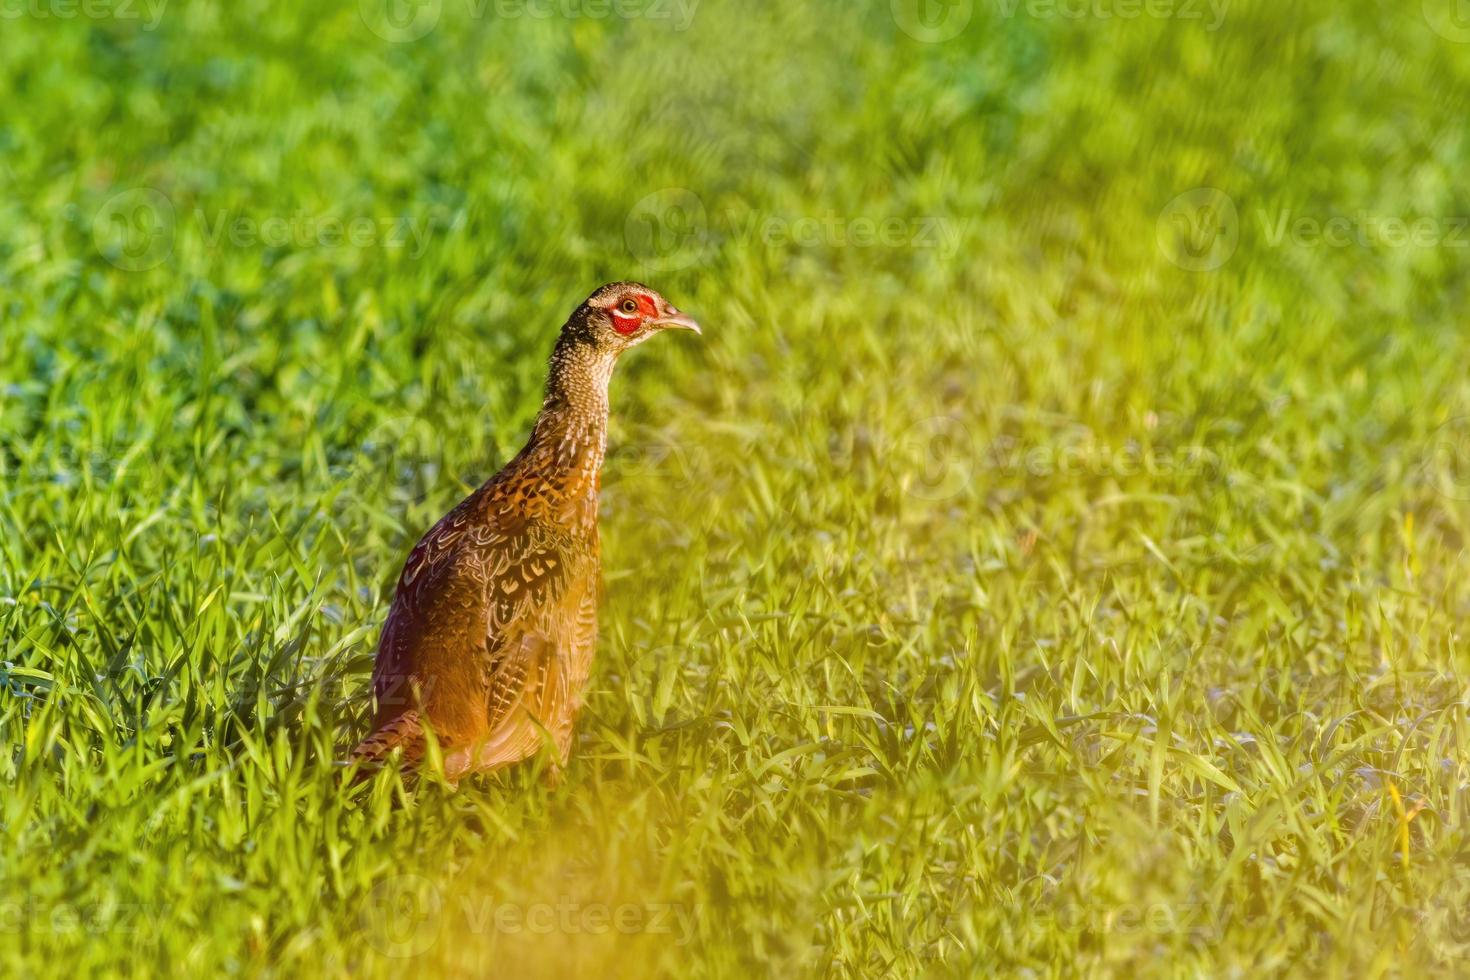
[516,341,615,522]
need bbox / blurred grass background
[3,0,1470,974]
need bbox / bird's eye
[620,299,639,314]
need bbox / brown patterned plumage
[352,282,700,781]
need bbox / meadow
[3,0,1470,975]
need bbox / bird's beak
[653,312,702,335]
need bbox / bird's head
[562,281,701,355]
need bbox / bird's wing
[476,523,582,743]
[371,497,486,711]
[350,709,424,767]
[558,583,599,720]
[526,581,599,760]
[364,478,590,771]
[484,630,547,734]
[365,557,493,748]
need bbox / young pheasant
[352,282,700,781]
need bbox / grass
[3,0,1470,975]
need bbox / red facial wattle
[610,293,658,335]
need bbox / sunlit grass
[3,0,1470,975]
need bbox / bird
[351,281,701,783]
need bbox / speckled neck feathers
[508,336,617,530]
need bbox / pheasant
[351,282,700,782]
